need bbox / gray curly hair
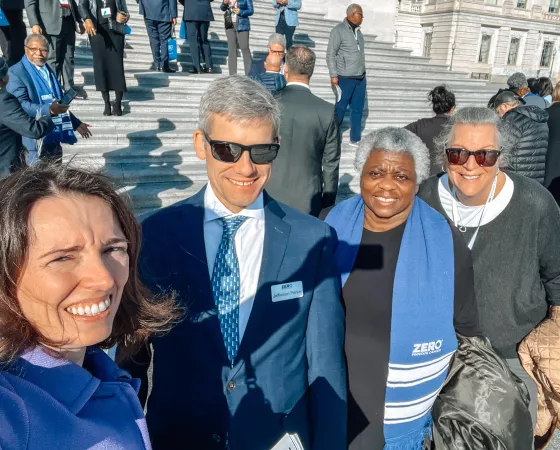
[507,72,528,90]
[354,127,431,185]
[434,107,514,169]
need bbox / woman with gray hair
[321,127,480,449]
[419,106,560,440]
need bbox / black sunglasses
[445,148,501,167]
[204,133,280,165]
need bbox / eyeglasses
[25,46,48,55]
[204,133,280,165]
[445,148,501,167]
[269,50,285,56]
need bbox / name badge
[101,7,111,17]
[41,94,53,100]
[271,281,303,302]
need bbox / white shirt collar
[204,182,265,223]
[265,70,281,74]
[286,82,310,90]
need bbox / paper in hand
[270,433,304,450]
[332,84,342,103]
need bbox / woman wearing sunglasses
[419,106,560,433]
[0,164,180,449]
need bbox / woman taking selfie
[0,165,179,449]
[79,0,129,116]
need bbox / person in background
[327,3,366,147]
[527,77,538,95]
[0,164,179,450]
[419,106,560,429]
[0,57,54,176]
[405,85,455,176]
[25,0,87,99]
[221,0,253,76]
[272,0,300,49]
[267,45,340,217]
[79,0,129,116]
[248,32,285,78]
[253,52,285,93]
[7,34,91,165]
[507,72,547,109]
[494,90,549,184]
[545,82,560,201]
[0,0,26,66]
[140,0,177,73]
[181,0,214,74]
[120,76,347,450]
[322,127,480,449]
[538,76,553,106]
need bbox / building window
[541,41,555,67]
[508,37,520,65]
[550,0,560,13]
[486,0,497,4]
[423,32,433,57]
[517,0,527,7]
[479,34,492,63]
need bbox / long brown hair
[0,163,181,365]
[552,81,560,103]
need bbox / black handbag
[224,8,233,29]
[107,18,126,35]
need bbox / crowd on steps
[2,0,560,449]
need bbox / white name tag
[271,281,303,302]
[101,7,111,17]
[41,94,53,100]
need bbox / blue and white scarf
[325,195,458,450]
[21,56,77,148]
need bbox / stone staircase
[60,0,500,213]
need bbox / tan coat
[519,306,560,449]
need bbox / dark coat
[545,102,560,189]
[120,187,347,450]
[266,84,341,217]
[139,0,177,22]
[433,334,533,449]
[405,114,449,176]
[0,88,54,176]
[25,0,80,35]
[181,0,214,22]
[0,0,24,10]
[502,105,549,184]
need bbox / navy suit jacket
[181,0,214,22]
[123,187,347,450]
[7,61,81,151]
[139,0,177,22]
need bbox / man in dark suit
[0,57,54,176]
[0,0,26,66]
[25,0,87,98]
[121,75,346,450]
[140,0,177,73]
[181,0,214,73]
[266,46,341,217]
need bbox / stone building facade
[395,0,560,81]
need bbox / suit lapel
[175,187,230,364]
[236,194,291,362]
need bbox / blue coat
[0,347,151,450]
[182,0,214,22]
[219,0,253,32]
[139,0,177,22]
[124,187,347,450]
[272,0,300,27]
[7,60,81,152]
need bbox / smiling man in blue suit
[122,75,346,450]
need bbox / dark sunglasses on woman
[204,133,280,165]
[445,148,501,167]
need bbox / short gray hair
[198,75,281,137]
[268,33,286,49]
[507,72,528,90]
[434,107,514,168]
[285,45,315,78]
[24,34,48,48]
[347,3,361,15]
[354,127,430,185]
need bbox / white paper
[270,433,304,450]
[332,84,342,102]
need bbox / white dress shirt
[203,182,265,342]
[286,81,310,90]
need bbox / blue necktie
[212,216,247,365]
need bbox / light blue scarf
[325,195,457,449]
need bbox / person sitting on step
[253,53,286,93]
